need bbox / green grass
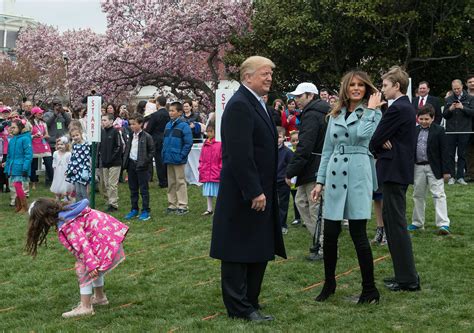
[1,179,473,332]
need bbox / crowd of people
[1,61,473,321]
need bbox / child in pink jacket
[198,123,222,216]
[26,198,129,318]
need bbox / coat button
[334,133,338,138]
[345,133,349,137]
[332,184,336,189]
[344,157,348,162]
[332,171,336,175]
[343,171,347,176]
[343,184,347,189]
[334,158,338,162]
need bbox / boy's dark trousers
[128,159,151,212]
[154,135,167,187]
[277,181,290,229]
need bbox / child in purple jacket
[26,198,128,318]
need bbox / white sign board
[87,96,102,142]
[215,88,236,142]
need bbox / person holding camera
[43,100,72,152]
[443,79,474,185]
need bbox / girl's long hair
[329,70,377,118]
[25,198,69,257]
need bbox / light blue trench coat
[316,106,382,221]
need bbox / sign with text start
[87,96,102,142]
[215,89,235,142]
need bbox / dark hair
[417,104,435,118]
[183,99,193,109]
[466,74,474,82]
[26,198,69,257]
[129,113,144,124]
[170,102,183,113]
[102,113,114,121]
[106,103,118,118]
[136,100,147,115]
[156,96,167,107]
[418,81,430,88]
[287,98,297,106]
[272,98,285,110]
[12,119,25,132]
[320,88,329,94]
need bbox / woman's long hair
[25,198,69,257]
[329,70,378,118]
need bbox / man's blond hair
[381,66,409,94]
[240,56,275,81]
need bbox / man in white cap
[286,82,331,261]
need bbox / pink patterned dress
[57,201,129,287]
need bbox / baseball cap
[31,106,44,115]
[288,82,319,96]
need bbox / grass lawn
[1,179,473,332]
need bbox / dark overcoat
[370,96,416,185]
[210,85,287,263]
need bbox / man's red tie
[418,97,424,108]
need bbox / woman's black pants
[323,219,376,291]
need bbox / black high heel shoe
[315,280,336,302]
[357,288,380,304]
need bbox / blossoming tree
[15,0,251,106]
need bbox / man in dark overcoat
[210,56,286,321]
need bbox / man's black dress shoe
[385,279,421,292]
[383,276,396,284]
[245,311,274,322]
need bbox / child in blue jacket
[162,102,193,215]
[3,119,33,212]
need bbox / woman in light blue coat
[312,70,383,304]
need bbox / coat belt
[334,144,378,191]
[335,145,369,155]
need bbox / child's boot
[18,198,28,213]
[14,197,21,212]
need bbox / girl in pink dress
[26,198,129,318]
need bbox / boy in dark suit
[370,66,420,292]
[409,105,450,235]
[122,113,155,221]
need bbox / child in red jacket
[198,122,222,216]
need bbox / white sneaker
[448,178,456,185]
[91,295,109,305]
[62,303,95,318]
[457,178,468,185]
[291,219,301,225]
[281,227,288,235]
